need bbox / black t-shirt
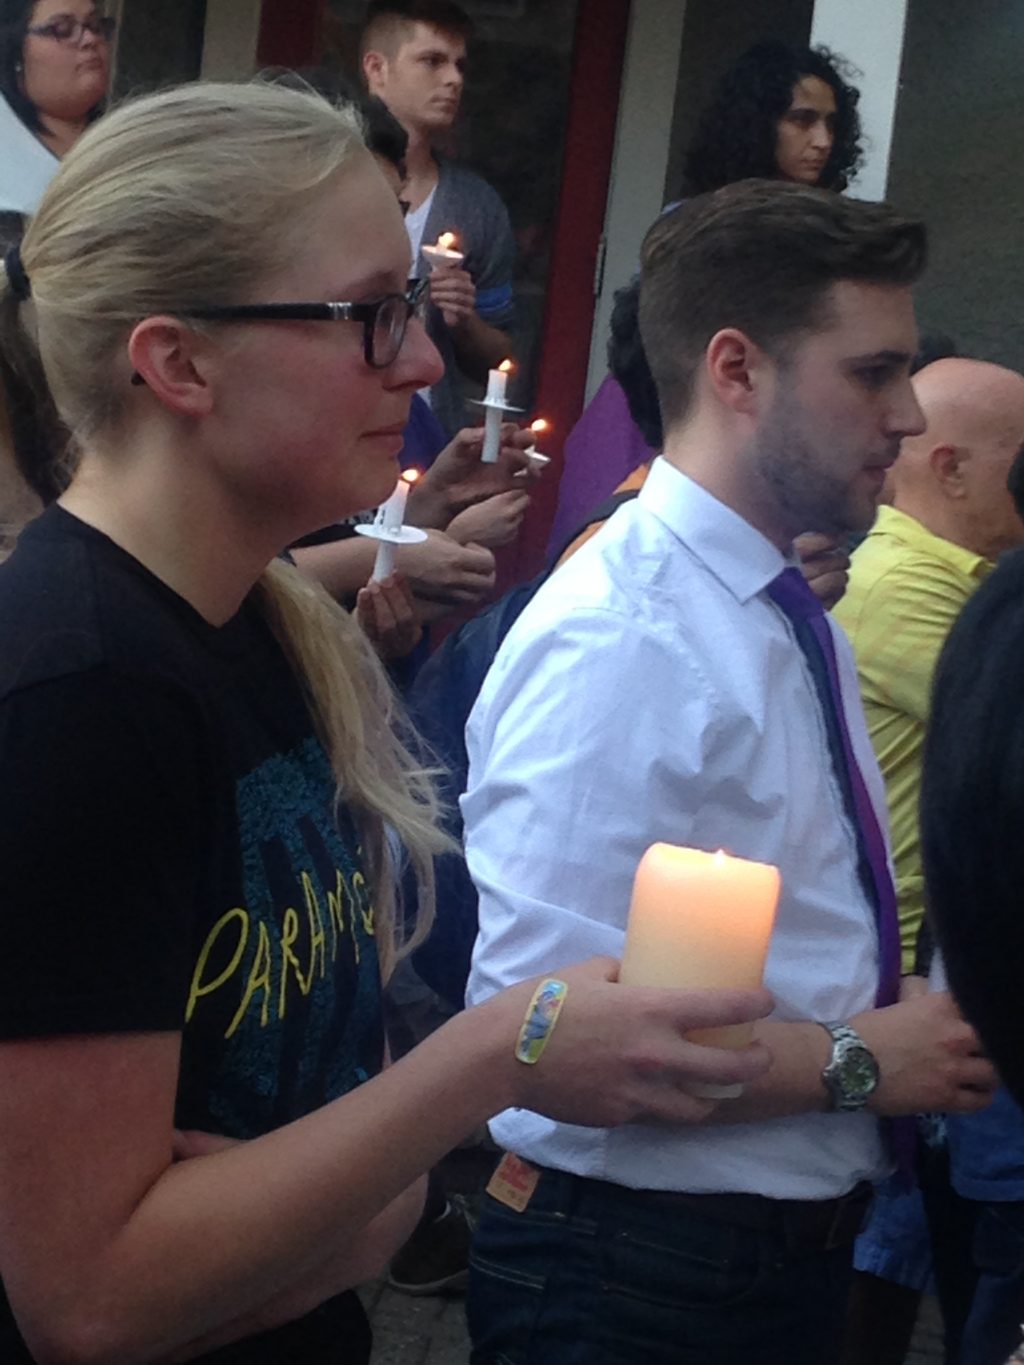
[0,507,382,1362]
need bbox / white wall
[583,0,687,402]
[201,0,263,81]
[810,0,909,201]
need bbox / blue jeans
[467,1166,857,1365]
[961,1202,1024,1365]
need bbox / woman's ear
[126,317,216,418]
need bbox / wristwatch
[819,1021,880,1112]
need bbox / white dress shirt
[0,96,59,215]
[464,457,889,1200]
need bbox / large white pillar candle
[620,843,780,1050]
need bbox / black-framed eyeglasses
[181,276,429,370]
[26,14,116,44]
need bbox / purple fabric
[766,567,901,1008]
[768,567,914,1178]
[546,376,655,561]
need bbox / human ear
[362,50,388,94]
[127,317,216,418]
[705,328,767,417]
[930,443,966,498]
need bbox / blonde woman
[0,82,770,1364]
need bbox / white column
[811,0,910,201]
[584,0,688,402]
[201,0,264,81]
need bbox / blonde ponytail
[258,559,449,980]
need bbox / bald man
[834,359,1024,1365]
[835,357,1024,968]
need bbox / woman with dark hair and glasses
[0,3,113,539]
[0,0,113,221]
[0,81,769,1364]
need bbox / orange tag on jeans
[486,1152,540,1212]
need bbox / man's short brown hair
[638,180,927,432]
[360,1,473,62]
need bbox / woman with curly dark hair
[684,40,863,194]
[547,39,863,556]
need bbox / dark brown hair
[360,1,472,63]
[639,179,927,431]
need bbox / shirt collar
[637,457,789,604]
[870,504,993,581]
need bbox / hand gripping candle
[620,844,780,1095]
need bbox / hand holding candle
[620,843,780,1096]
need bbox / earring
[15,60,23,72]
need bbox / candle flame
[401,467,421,486]
[498,358,515,375]
[714,848,727,866]
[437,231,458,250]
[529,418,549,435]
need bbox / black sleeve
[0,667,210,1038]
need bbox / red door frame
[257,0,326,68]
[511,0,633,582]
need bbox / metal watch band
[819,1020,880,1113]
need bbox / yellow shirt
[833,504,992,971]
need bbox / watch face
[840,1046,879,1098]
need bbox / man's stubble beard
[752,387,874,540]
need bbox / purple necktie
[767,568,914,1178]
[766,568,901,1007]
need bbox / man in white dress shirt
[463,182,998,1364]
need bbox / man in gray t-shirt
[361,1,516,436]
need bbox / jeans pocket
[468,1195,564,1364]
[600,1219,768,1313]
[468,1191,604,1365]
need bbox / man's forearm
[705,1021,832,1124]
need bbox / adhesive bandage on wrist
[514,978,568,1065]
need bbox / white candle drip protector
[515,420,552,477]
[354,521,428,582]
[354,471,427,581]
[421,230,465,270]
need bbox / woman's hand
[446,490,531,550]
[396,529,496,605]
[478,957,774,1128]
[355,574,423,661]
[409,424,542,526]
